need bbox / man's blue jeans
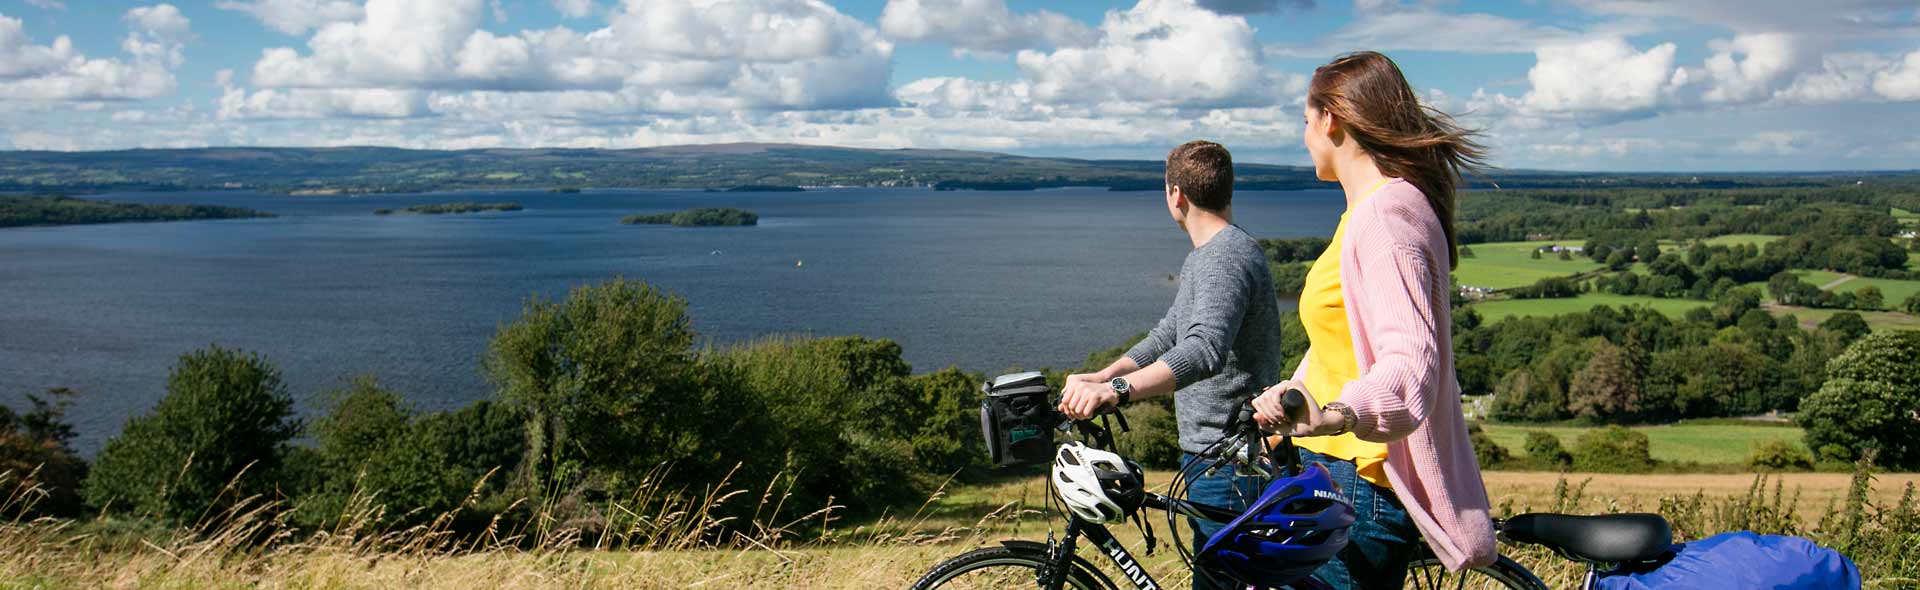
[1181,449,1421,590]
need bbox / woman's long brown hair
[1308,51,1488,269]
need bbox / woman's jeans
[1182,449,1421,590]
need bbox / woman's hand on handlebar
[1251,381,1343,437]
[1057,378,1118,420]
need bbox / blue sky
[1,0,1917,171]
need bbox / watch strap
[1324,402,1356,436]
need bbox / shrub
[289,377,472,529]
[83,346,298,522]
[0,388,87,517]
[1114,400,1182,469]
[1747,439,1813,472]
[716,335,930,515]
[1571,426,1654,472]
[1523,430,1572,469]
[1468,423,1511,469]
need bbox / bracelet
[1324,402,1356,436]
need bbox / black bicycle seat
[1501,513,1672,563]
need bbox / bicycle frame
[1037,491,1335,590]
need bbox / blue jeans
[1300,448,1421,590]
[1181,450,1420,590]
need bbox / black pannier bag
[980,371,1056,466]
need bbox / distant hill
[0,143,1892,194]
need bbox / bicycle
[912,388,1677,590]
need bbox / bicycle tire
[1403,553,1551,590]
[911,543,1120,590]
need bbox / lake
[0,187,1345,453]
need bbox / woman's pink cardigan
[1289,178,1497,570]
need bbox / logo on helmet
[1313,489,1349,504]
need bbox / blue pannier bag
[1594,531,1860,590]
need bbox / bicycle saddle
[1501,513,1672,563]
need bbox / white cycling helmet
[1051,441,1146,524]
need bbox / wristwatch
[1324,402,1356,436]
[1108,377,1132,406]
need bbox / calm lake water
[0,188,1345,453]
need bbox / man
[1058,140,1282,590]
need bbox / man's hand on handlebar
[1251,381,1346,438]
[1057,378,1119,420]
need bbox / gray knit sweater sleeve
[1118,226,1284,454]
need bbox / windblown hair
[1308,51,1489,269]
[1166,140,1234,211]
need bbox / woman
[1249,51,1496,589]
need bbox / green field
[1794,270,1920,307]
[1480,421,1803,465]
[1698,233,1782,248]
[1895,207,1918,226]
[1453,241,1601,289]
[1769,304,1920,331]
[1470,292,1708,321]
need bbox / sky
[0,0,1916,171]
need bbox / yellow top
[1294,179,1393,489]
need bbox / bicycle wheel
[1403,554,1551,590]
[911,544,1119,590]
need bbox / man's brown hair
[1166,140,1233,211]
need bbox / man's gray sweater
[1124,225,1284,454]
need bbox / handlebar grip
[1279,387,1309,423]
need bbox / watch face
[1109,378,1126,391]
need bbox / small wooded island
[374,202,523,215]
[1,195,271,228]
[621,207,758,227]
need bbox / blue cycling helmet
[1197,463,1356,588]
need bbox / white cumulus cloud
[234,0,894,115]
[879,0,1095,55]
[0,5,187,101]
[215,0,364,36]
[1872,50,1920,101]
[1521,37,1681,116]
[1012,0,1290,108]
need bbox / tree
[1490,367,1566,422]
[1819,312,1871,344]
[290,377,472,529]
[485,278,739,494]
[1905,292,1920,314]
[1606,250,1633,271]
[1567,341,1647,422]
[0,388,87,517]
[1854,286,1885,311]
[1797,330,1920,468]
[83,346,298,521]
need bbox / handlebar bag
[1594,531,1860,590]
[980,371,1055,467]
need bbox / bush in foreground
[1797,330,1920,469]
[83,346,299,523]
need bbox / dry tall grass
[1,460,1914,589]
